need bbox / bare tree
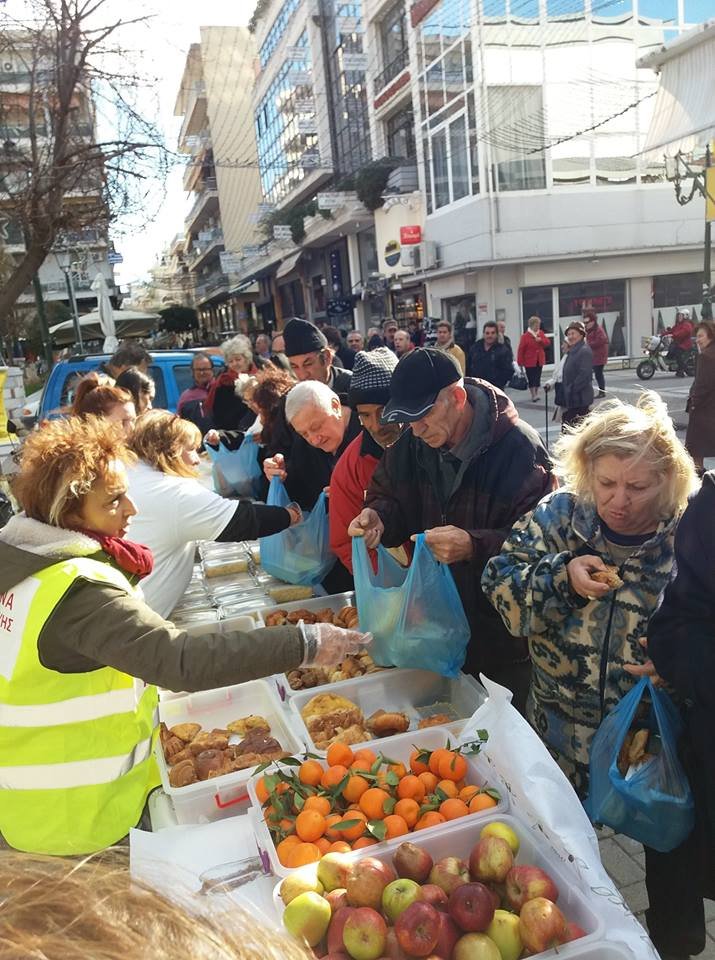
[0,0,167,325]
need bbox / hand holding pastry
[566,555,613,600]
[300,621,373,667]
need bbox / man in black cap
[282,317,351,392]
[348,347,554,713]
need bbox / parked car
[35,350,225,423]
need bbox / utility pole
[30,270,53,372]
[61,262,84,352]
[703,143,713,321]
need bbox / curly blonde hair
[129,410,202,479]
[553,390,699,518]
[13,416,134,528]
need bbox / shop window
[558,280,628,357]
[442,294,477,346]
[521,286,555,364]
[487,86,546,192]
[653,273,703,309]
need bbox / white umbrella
[48,310,158,346]
[91,272,118,353]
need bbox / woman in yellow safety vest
[0,416,368,856]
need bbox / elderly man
[177,351,215,434]
[348,348,553,713]
[347,330,364,353]
[467,321,513,388]
[255,333,271,360]
[393,329,413,358]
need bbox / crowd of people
[0,314,713,960]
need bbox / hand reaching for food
[300,622,373,667]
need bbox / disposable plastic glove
[300,621,373,666]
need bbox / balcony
[373,47,409,97]
[185,178,219,233]
[178,80,208,149]
[385,162,418,193]
[194,270,230,303]
[187,227,225,270]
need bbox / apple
[428,857,470,896]
[342,907,388,960]
[559,920,587,943]
[346,858,397,911]
[326,889,349,914]
[328,907,357,955]
[485,909,522,960]
[479,822,520,856]
[382,878,423,923]
[394,902,441,958]
[469,837,513,884]
[280,873,325,906]
[314,940,328,959]
[433,911,460,959]
[319,852,353,892]
[519,897,567,953]
[452,933,501,960]
[421,884,449,911]
[383,927,409,960]
[283,891,332,948]
[323,955,351,960]
[393,842,433,884]
[504,865,559,910]
[448,882,495,933]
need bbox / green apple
[317,852,352,892]
[279,873,324,906]
[486,909,522,960]
[382,878,423,922]
[453,933,502,960]
[282,891,331,947]
[480,822,520,856]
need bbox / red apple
[346,858,397,911]
[505,865,559,910]
[559,920,587,943]
[433,911,460,959]
[428,857,470,896]
[343,907,388,960]
[421,884,449,912]
[448,882,496,933]
[519,897,567,953]
[469,836,514,884]
[383,928,409,960]
[323,954,350,960]
[314,940,328,958]
[326,889,349,914]
[394,902,441,958]
[393,842,433,884]
[328,907,357,955]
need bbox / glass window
[386,107,416,158]
[380,3,408,73]
[594,134,638,185]
[551,139,592,186]
[653,273,703,309]
[432,128,450,208]
[510,0,539,20]
[547,0,583,13]
[684,0,712,22]
[147,366,167,409]
[558,280,628,356]
[592,0,632,19]
[487,86,546,191]
[468,92,480,195]
[521,286,555,364]
[443,295,477,345]
[638,0,677,20]
[483,0,507,19]
[449,115,469,200]
[260,0,301,68]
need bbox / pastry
[169,722,202,742]
[188,732,229,754]
[366,709,410,737]
[591,566,624,589]
[332,723,370,745]
[301,692,365,748]
[234,731,283,756]
[286,609,317,624]
[418,713,453,729]
[204,558,249,577]
[162,735,186,762]
[267,585,313,603]
[227,715,271,737]
[265,610,288,627]
[335,605,359,629]
[627,728,650,765]
[169,758,197,787]
[195,748,225,780]
[315,608,336,623]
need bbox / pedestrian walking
[685,321,715,474]
[434,319,466,373]
[584,309,608,397]
[467,321,513,388]
[561,320,594,430]
[517,315,549,401]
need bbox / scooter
[636,334,696,380]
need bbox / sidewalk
[596,827,715,957]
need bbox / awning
[639,22,715,158]
[276,251,302,280]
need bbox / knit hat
[348,348,398,407]
[381,348,461,423]
[283,317,328,357]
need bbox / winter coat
[366,380,554,678]
[561,339,594,409]
[586,323,609,366]
[437,342,466,375]
[517,329,549,368]
[482,490,678,794]
[686,340,715,458]
[467,340,513,388]
[329,430,381,574]
[648,473,715,899]
[667,319,694,350]
[177,383,213,434]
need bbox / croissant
[169,758,197,787]
[162,736,186,762]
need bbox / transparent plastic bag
[205,434,262,498]
[352,534,470,678]
[584,677,694,852]
[259,477,335,586]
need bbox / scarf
[205,368,238,414]
[78,529,154,577]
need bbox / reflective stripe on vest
[0,556,160,854]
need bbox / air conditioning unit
[399,241,438,270]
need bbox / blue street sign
[108,252,123,264]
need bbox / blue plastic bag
[205,434,262,499]
[259,477,335,585]
[584,676,694,852]
[352,534,470,678]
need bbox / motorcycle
[636,334,696,380]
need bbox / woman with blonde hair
[71,371,136,435]
[206,335,257,431]
[127,410,301,618]
[482,391,700,959]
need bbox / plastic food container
[289,668,487,756]
[249,726,507,878]
[270,811,606,955]
[561,944,635,959]
[156,679,304,825]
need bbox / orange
[303,795,332,816]
[469,792,498,813]
[263,804,278,824]
[418,771,439,794]
[459,785,481,804]
[343,775,370,804]
[255,777,270,804]
[352,836,378,849]
[285,842,322,867]
[276,835,301,866]
[295,810,326,843]
[320,764,349,789]
[438,751,467,783]
[388,761,407,779]
[329,840,352,853]
[278,818,296,835]
[396,775,426,803]
[353,748,377,768]
[314,836,331,855]
[338,810,368,841]
[324,813,344,841]
[439,798,470,820]
[359,787,392,820]
[436,780,459,799]
[394,797,421,828]
[414,811,446,831]
[326,742,355,767]
[428,748,451,776]
[384,814,409,839]
[299,760,324,786]
[409,748,430,776]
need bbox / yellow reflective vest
[0,556,160,854]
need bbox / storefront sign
[384,240,401,268]
[341,53,368,72]
[478,302,488,314]
[219,252,242,273]
[327,297,353,318]
[400,225,422,245]
[273,225,293,241]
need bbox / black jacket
[467,340,513,388]
[562,340,594,409]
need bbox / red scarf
[79,530,154,578]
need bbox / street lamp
[53,248,84,352]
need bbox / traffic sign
[108,252,123,264]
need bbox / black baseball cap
[381,348,461,423]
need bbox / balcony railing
[185,179,219,229]
[373,47,409,96]
[195,271,229,301]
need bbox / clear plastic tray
[249,726,508,878]
[561,944,635,959]
[156,679,304,825]
[289,668,487,756]
[269,811,606,956]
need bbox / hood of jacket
[0,514,102,594]
[462,378,519,452]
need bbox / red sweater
[517,329,549,368]
[586,323,609,366]
[329,432,380,574]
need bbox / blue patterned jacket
[481,489,677,795]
